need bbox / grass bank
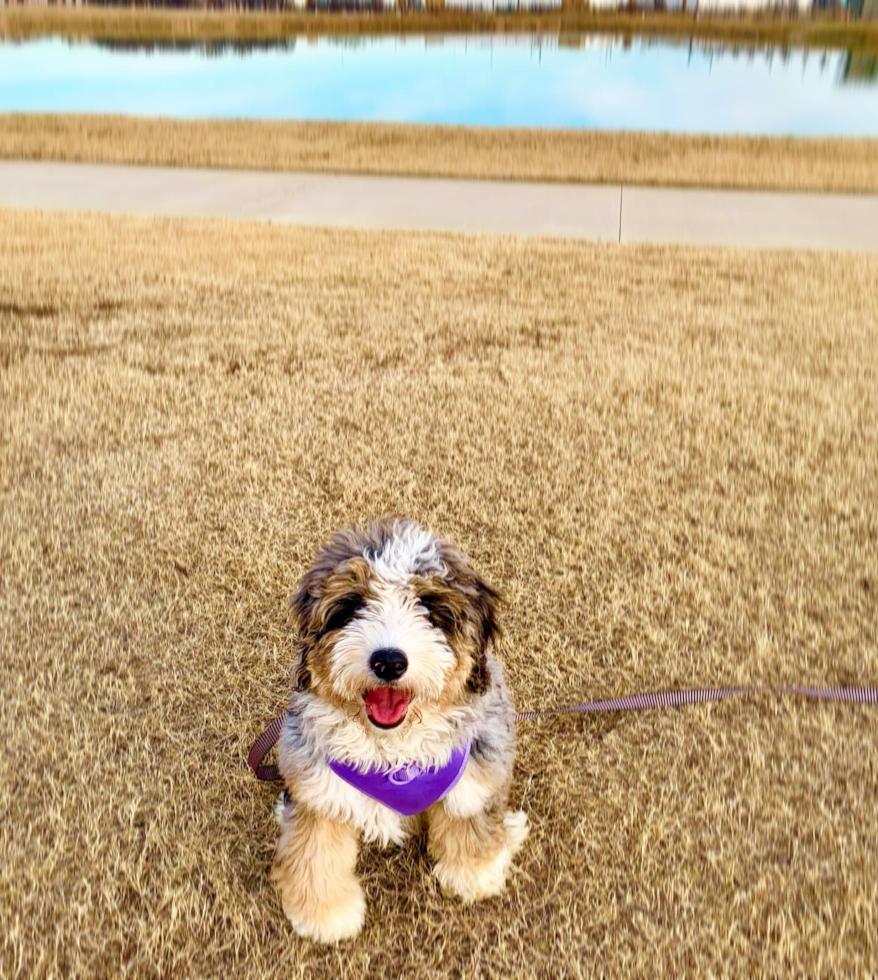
[2,209,877,976]
[3,114,878,194]
[2,4,878,51]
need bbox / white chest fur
[294,757,412,846]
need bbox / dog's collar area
[325,734,472,817]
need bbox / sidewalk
[2,160,877,252]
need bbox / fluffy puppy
[272,517,528,943]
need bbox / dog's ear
[288,530,373,693]
[289,528,371,636]
[289,571,319,637]
[466,573,501,696]
[438,542,502,696]
[288,569,322,693]
[293,642,311,692]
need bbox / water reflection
[841,50,878,85]
[1,36,875,135]
[92,38,298,57]
[73,31,878,87]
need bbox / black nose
[369,648,408,682]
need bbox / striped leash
[248,684,878,783]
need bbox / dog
[271,517,528,943]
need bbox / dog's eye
[420,597,457,635]
[323,596,363,634]
[421,603,437,627]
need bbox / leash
[249,712,289,782]
[247,683,878,783]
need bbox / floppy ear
[288,570,321,693]
[466,574,501,695]
[437,541,502,696]
[292,642,311,692]
[289,572,319,637]
[288,527,370,637]
[287,529,373,693]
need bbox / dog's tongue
[364,687,410,726]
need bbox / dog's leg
[428,798,528,903]
[271,803,365,943]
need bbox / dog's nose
[369,648,408,682]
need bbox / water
[1,37,876,136]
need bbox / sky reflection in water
[1,37,876,136]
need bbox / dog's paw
[433,809,529,903]
[434,846,510,902]
[281,883,366,944]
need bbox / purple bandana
[327,734,472,817]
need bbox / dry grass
[4,114,878,194]
[1,208,877,977]
[3,4,878,50]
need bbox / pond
[1,36,876,136]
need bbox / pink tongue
[365,687,410,725]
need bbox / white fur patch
[278,652,514,846]
[442,763,496,819]
[368,522,444,582]
[295,758,411,847]
[291,692,479,772]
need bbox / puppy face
[291,519,499,734]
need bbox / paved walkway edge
[2,161,877,253]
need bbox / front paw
[433,809,529,903]
[434,846,510,902]
[280,881,366,944]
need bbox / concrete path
[2,161,877,252]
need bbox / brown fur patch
[412,575,471,644]
[290,530,375,637]
[434,544,501,695]
[290,539,377,694]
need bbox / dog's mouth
[364,687,410,729]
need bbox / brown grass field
[1,208,877,976]
[4,114,878,194]
[3,4,878,50]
